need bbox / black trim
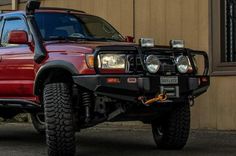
[26,0,47,63]
[34,60,79,95]
[0,99,41,112]
[73,75,210,102]
[27,15,47,63]
[36,60,78,76]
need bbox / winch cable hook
[139,93,168,106]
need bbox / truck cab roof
[0,7,87,17]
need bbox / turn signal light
[86,54,94,68]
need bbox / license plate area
[160,76,178,85]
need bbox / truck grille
[126,53,176,74]
[126,55,143,74]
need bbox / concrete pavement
[0,123,235,156]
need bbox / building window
[223,0,236,62]
[212,0,236,75]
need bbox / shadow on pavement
[0,123,235,156]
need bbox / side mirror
[125,36,135,43]
[8,30,29,44]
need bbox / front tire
[44,83,75,156]
[152,102,190,150]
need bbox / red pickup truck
[0,1,210,156]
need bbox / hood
[44,41,136,54]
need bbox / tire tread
[152,102,190,150]
[44,83,75,156]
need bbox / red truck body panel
[0,39,133,102]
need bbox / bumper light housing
[145,55,161,74]
[176,55,192,73]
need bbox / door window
[1,18,28,46]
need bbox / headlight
[99,54,126,69]
[145,55,161,73]
[176,55,192,73]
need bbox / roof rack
[39,7,86,13]
[0,7,86,14]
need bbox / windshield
[35,12,124,42]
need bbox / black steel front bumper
[73,75,210,103]
[74,46,210,103]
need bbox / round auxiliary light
[145,55,161,73]
[176,55,191,74]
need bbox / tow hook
[138,93,167,106]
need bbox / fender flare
[34,60,79,95]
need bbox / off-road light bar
[170,40,185,48]
[139,38,155,48]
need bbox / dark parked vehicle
[0,1,210,156]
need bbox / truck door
[0,15,35,99]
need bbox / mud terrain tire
[152,102,190,150]
[44,83,75,156]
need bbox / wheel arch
[34,60,79,95]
